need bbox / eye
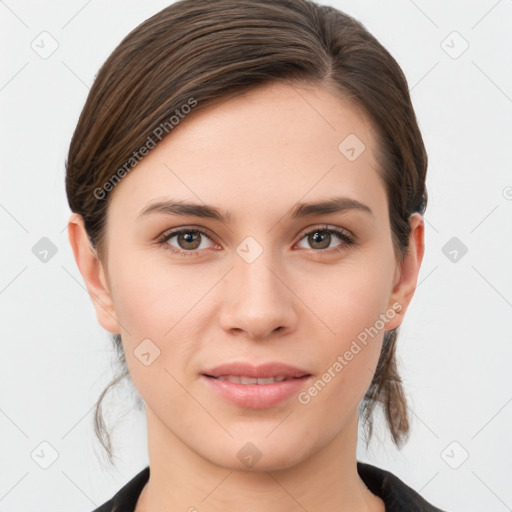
[158,227,217,256]
[295,225,355,252]
[157,224,355,257]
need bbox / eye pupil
[309,231,331,249]
[179,231,201,250]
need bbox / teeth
[216,375,288,384]
[257,377,282,384]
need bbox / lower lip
[201,375,311,408]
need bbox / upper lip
[202,362,311,379]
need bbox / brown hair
[65,0,427,464]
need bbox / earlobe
[386,213,425,331]
[67,213,120,334]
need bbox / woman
[66,0,446,510]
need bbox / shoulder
[357,462,447,512]
[91,466,150,512]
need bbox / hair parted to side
[66,0,427,465]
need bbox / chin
[200,432,314,473]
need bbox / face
[71,82,423,472]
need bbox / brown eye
[175,231,202,250]
[307,230,332,250]
[161,228,216,255]
[296,226,354,252]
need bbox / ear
[67,213,120,334]
[385,213,425,331]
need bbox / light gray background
[1,1,511,511]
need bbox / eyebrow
[138,196,374,222]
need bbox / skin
[69,82,424,512]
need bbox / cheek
[106,252,223,393]
[295,250,394,407]
[296,275,388,423]
[300,250,395,348]
[108,248,222,339]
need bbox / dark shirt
[92,462,446,511]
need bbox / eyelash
[156,224,355,258]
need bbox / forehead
[108,82,387,223]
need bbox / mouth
[202,374,309,385]
[201,361,311,380]
[200,362,312,408]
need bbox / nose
[218,246,298,340]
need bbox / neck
[136,408,383,512]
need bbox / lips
[201,362,312,407]
[215,375,289,384]
[202,362,311,381]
